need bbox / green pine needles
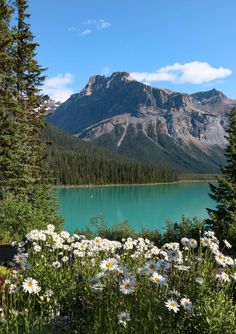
[207,108,236,246]
[0,0,61,242]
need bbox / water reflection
[55,183,216,232]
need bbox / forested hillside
[43,125,178,185]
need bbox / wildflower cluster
[0,226,235,333]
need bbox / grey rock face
[47,72,236,172]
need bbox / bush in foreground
[77,215,205,246]
[0,226,235,333]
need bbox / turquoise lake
[55,183,216,233]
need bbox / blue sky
[28,0,236,101]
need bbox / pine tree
[0,0,33,197]
[207,108,236,245]
[0,0,61,241]
[13,0,62,228]
[14,0,48,186]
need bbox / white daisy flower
[22,278,41,294]
[169,289,181,297]
[164,262,171,270]
[181,237,189,246]
[33,245,41,252]
[47,224,55,232]
[60,231,70,239]
[215,252,225,266]
[204,231,215,238]
[9,284,19,294]
[45,289,54,297]
[100,258,118,271]
[14,253,28,265]
[223,239,232,249]
[52,234,63,244]
[38,232,46,241]
[165,299,180,313]
[174,264,190,271]
[150,273,167,286]
[52,261,61,268]
[118,311,130,327]
[119,278,135,294]
[92,283,105,291]
[180,297,193,311]
[224,256,234,266]
[195,277,204,285]
[61,256,69,263]
[144,260,158,273]
[216,271,230,283]
[189,239,198,249]
[26,230,40,240]
[200,237,210,247]
[167,249,181,261]
[209,242,219,254]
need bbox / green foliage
[0,227,235,333]
[76,215,205,246]
[162,216,204,244]
[0,189,62,242]
[0,0,61,239]
[44,125,178,185]
[207,108,236,246]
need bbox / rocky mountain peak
[47,72,236,173]
[82,74,106,96]
[109,71,135,81]
[191,88,226,102]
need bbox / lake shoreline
[52,179,217,189]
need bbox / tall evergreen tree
[207,108,236,245]
[13,0,61,229]
[14,0,48,186]
[0,0,61,241]
[0,0,33,197]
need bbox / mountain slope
[47,72,236,173]
[43,124,177,185]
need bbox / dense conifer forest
[44,125,178,185]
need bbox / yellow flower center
[27,282,33,288]
[149,264,155,269]
[124,284,130,289]
[106,262,113,268]
[154,277,161,282]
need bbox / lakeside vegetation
[0,226,235,333]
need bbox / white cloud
[43,73,74,102]
[83,18,111,31]
[72,19,111,37]
[97,19,111,30]
[131,61,232,85]
[79,29,92,37]
[83,19,97,25]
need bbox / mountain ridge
[47,72,236,173]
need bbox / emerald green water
[55,183,216,233]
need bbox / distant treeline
[44,125,178,185]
